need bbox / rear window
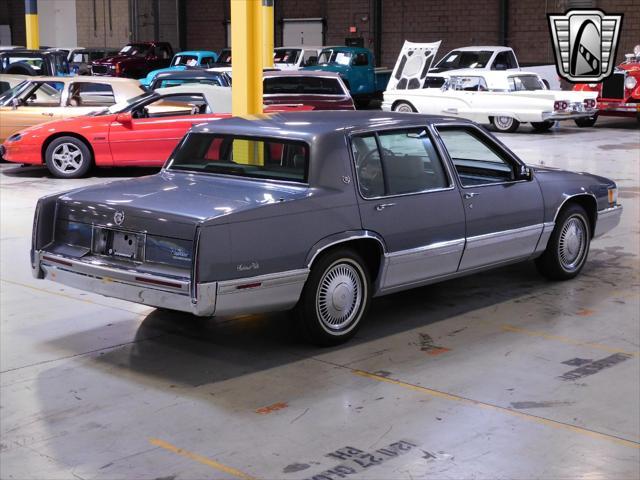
[264,76,344,95]
[274,49,301,65]
[167,133,309,183]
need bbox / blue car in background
[139,50,219,87]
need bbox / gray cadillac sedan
[31,111,622,345]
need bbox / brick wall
[600,0,640,64]
[183,0,227,50]
[76,0,131,48]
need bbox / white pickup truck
[426,46,560,90]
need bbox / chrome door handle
[463,192,480,199]
[375,203,396,211]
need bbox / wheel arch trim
[305,231,387,268]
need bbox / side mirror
[11,98,20,109]
[517,165,533,181]
[116,112,132,124]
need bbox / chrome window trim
[432,122,530,189]
[347,125,457,202]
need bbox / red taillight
[114,64,121,75]
[583,99,596,109]
[554,100,569,110]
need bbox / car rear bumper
[594,205,623,238]
[32,250,308,317]
[542,110,598,121]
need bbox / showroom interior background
[1,0,638,67]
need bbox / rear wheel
[294,249,371,346]
[45,136,93,179]
[531,121,555,132]
[392,101,416,113]
[491,116,520,133]
[535,204,591,280]
[574,115,598,127]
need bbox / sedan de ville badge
[548,9,623,83]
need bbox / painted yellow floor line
[353,370,640,450]
[501,324,640,357]
[149,438,258,480]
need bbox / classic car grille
[91,65,111,75]
[601,72,625,100]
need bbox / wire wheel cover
[316,262,363,331]
[395,103,413,112]
[559,216,587,270]
[52,143,83,173]
[495,116,513,129]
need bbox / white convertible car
[382,69,599,133]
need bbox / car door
[434,124,544,271]
[1,81,65,138]
[351,127,466,293]
[108,93,211,166]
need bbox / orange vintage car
[0,76,144,143]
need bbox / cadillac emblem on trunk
[113,210,125,226]
[548,9,623,83]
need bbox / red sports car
[572,45,640,126]
[1,84,308,178]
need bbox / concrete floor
[1,117,639,480]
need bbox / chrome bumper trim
[542,111,597,121]
[594,205,623,238]
[34,251,308,317]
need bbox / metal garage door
[283,18,323,46]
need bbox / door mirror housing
[116,112,132,124]
[10,97,20,109]
[517,165,533,181]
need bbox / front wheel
[531,121,555,132]
[392,101,416,113]
[45,136,93,178]
[294,249,371,346]
[491,116,520,133]
[574,115,598,127]
[535,204,591,280]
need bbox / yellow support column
[231,0,265,166]
[24,0,40,50]
[231,0,264,116]
[262,0,274,68]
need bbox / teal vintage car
[303,46,391,106]
[139,50,219,87]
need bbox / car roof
[275,46,323,50]
[263,70,342,78]
[155,84,231,113]
[176,50,217,56]
[191,111,467,140]
[447,46,510,52]
[154,70,226,79]
[13,75,142,85]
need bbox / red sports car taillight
[554,100,569,110]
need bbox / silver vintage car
[31,111,622,345]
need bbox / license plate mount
[93,227,144,261]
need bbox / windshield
[274,49,302,65]
[101,91,153,114]
[172,55,199,67]
[508,75,545,91]
[119,44,150,57]
[0,80,28,104]
[167,133,309,183]
[217,50,232,65]
[317,50,352,66]
[434,50,494,71]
